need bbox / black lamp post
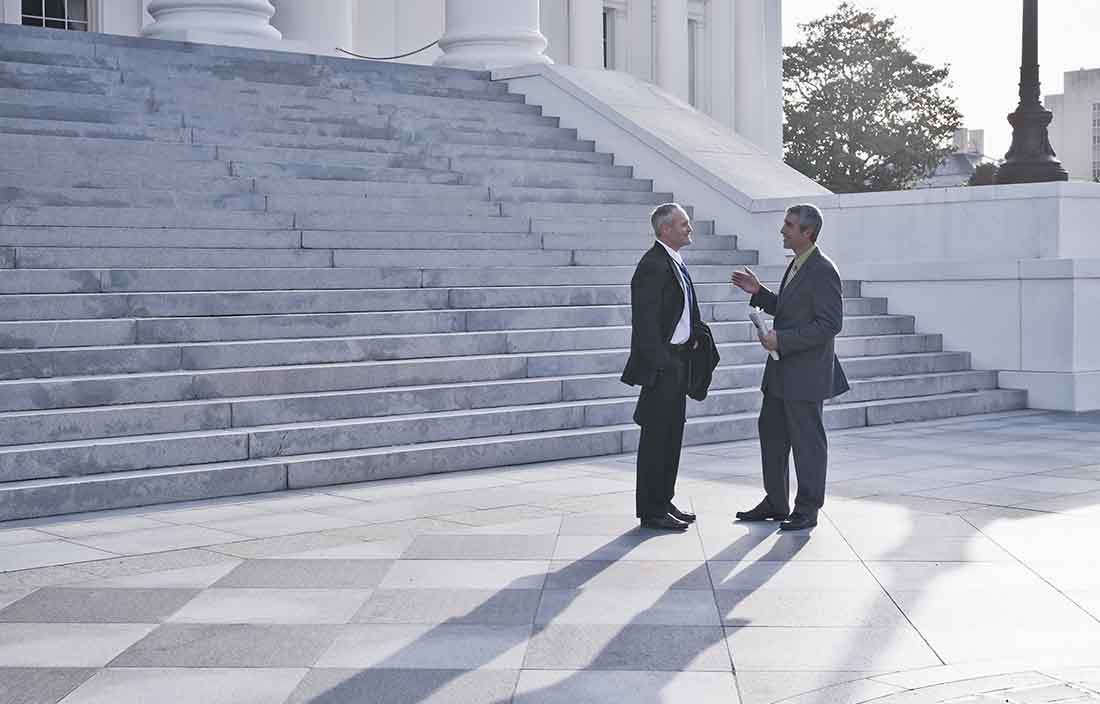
[994,0,1068,184]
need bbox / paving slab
[213,559,393,589]
[284,668,519,704]
[109,624,340,668]
[0,668,97,704]
[0,587,197,623]
[57,668,308,704]
[315,623,532,669]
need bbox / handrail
[336,40,440,62]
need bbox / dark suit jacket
[621,242,701,389]
[749,248,850,401]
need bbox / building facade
[914,128,997,189]
[0,0,782,157]
[1046,67,1100,182]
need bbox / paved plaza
[1,410,1099,703]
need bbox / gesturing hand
[731,267,761,295]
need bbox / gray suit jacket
[749,248,850,401]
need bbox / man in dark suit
[731,204,849,531]
[621,203,701,531]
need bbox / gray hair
[786,203,824,241]
[650,203,684,238]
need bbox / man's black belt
[669,341,692,354]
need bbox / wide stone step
[0,100,179,127]
[0,60,121,95]
[201,126,594,157]
[152,82,538,116]
[418,128,592,152]
[0,288,455,322]
[575,250,756,266]
[540,233,734,251]
[0,49,119,71]
[0,293,873,326]
[451,158,629,180]
[0,86,154,115]
[0,186,262,211]
[0,280,773,323]
[0,350,973,414]
[529,216,705,234]
[0,387,1029,521]
[267,195,499,216]
[0,460,289,522]
[253,179,488,199]
[10,246,334,270]
[0,264,809,295]
[296,213,527,232]
[0,169,252,193]
[0,227,301,250]
[0,366,981,447]
[0,134,216,161]
[0,115,188,143]
[0,306,898,350]
[0,207,293,230]
[335,250,576,268]
[0,324,939,380]
[0,285,874,343]
[141,71,521,104]
[630,389,1028,452]
[217,145,451,170]
[306,231,734,252]
[181,106,560,135]
[0,332,936,395]
[230,161,463,185]
[492,186,670,205]
[448,149,620,168]
[0,368,1005,483]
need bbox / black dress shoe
[779,512,818,531]
[735,499,789,522]
[667,503,696,523]
[640,513,690,531]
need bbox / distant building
[914,128,997,188]
[1045,68,1100,182]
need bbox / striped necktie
[675,259,695,315]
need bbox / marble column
[569,0,605,68]
[270,0,353,56]
[655,0,689,102]
[1,0,22,24]
[734,0,783,159]
[142,0,285,49]
[435,0,552,70]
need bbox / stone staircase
[0,24,1026,521]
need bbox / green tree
[784,3,963,193]
[967,162,998,186]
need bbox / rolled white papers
[749,308,780,361]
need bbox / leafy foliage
[967,162,998,186]
[784,3,963,192]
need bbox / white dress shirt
[656,239,692,344]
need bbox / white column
[1,0,22,24]
[270,0,352,56]
[142,0,285,49]
[734,0,783,159]
[435,0,552,70]
[569,0,605,68]
[654,0,689,102]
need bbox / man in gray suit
[731,204,849,531]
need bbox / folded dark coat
[687,320,720,401]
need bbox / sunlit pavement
[2,409,1099,703]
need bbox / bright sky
[783,1,1100,159]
